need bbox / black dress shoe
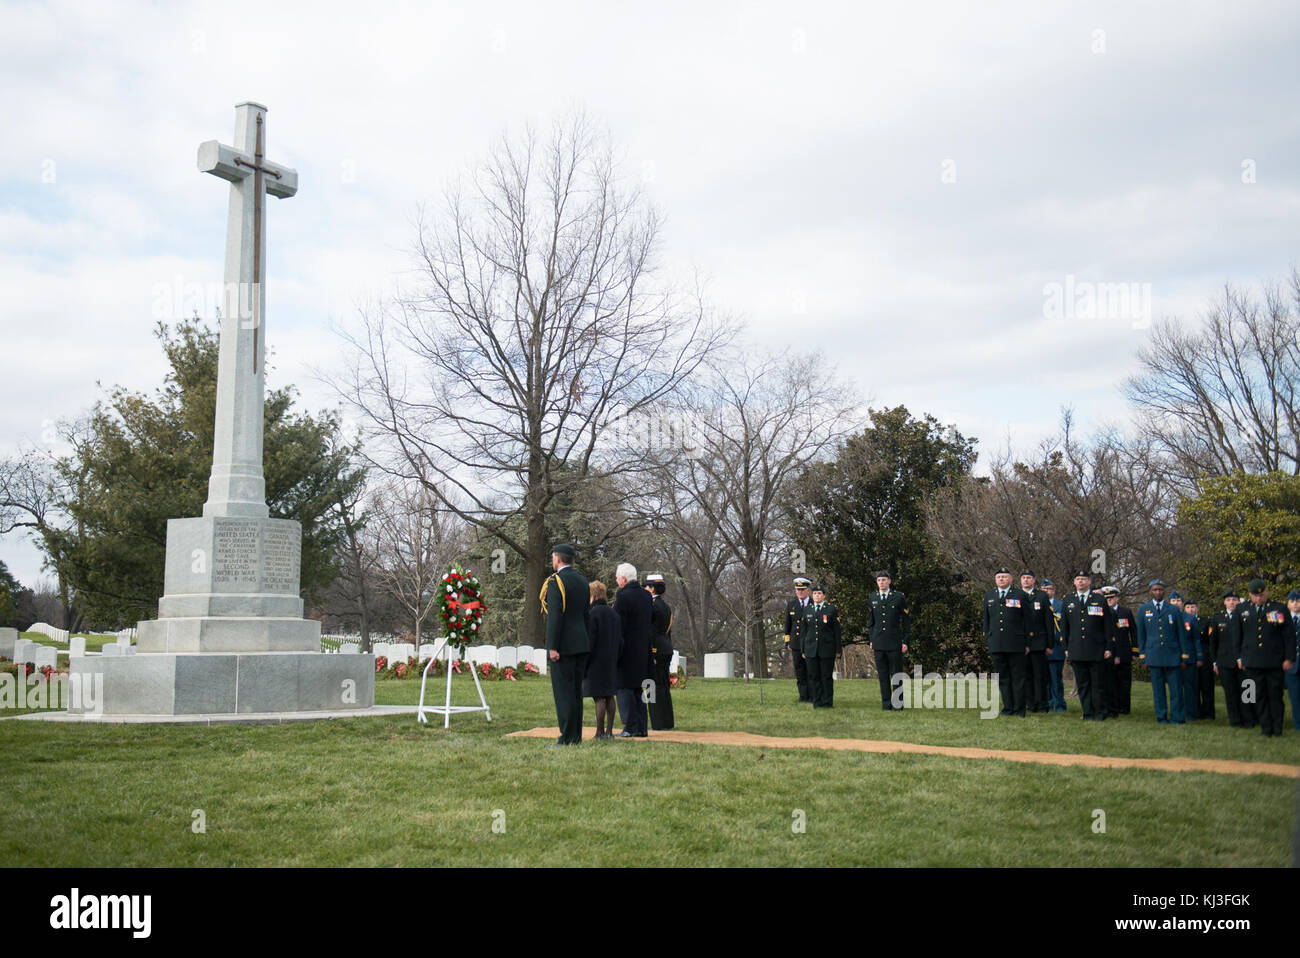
[634,732,648,737]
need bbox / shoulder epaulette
[539,572,566,615]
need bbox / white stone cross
[197,101,298,519]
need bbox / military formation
[544,540,1297,740]
[780,570,1299,734]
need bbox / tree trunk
[359,603,371,654]
[521,495,547,647]
[749,569,769,678]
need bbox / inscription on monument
[210,520,300,593]
[213,520,259,588]
[262,524,300,592]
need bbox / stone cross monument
[71,103,374,716]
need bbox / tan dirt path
[506,727,1299,779]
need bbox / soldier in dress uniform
[1169,592,1202,722]
[542,544,591,747]
[1235,579,1296,737]
[1101,585,1135,716]
[1184,599,1215,719]
[1058,569,1116,720]
[1019,570,1053,714]
[1207,590,1248,728]
[1136,579,1192,724]
[867,571,910,711]
[784,577,814,703]
[1043,579,1067,712]
[645,573,675,731]
[799,583,842,709]
[983,567,1028,717]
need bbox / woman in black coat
[583,581,623,738]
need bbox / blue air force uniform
[1044,588,1066,711]
[1136,592,1192,724]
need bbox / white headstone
[497,647,518,668]
[102,643,123,657]
[15,639,34,664]
[34,646,58,669]
[517,644,534,665]
[339,642,360,655]
[703,653,735,678]
[532,648,548,675]
[69,636,87,658]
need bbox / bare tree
[928,410,1183,601]
[337,112,730,646]
[1124,272,1300,489]
[316,463,383,652]
[372,479,468,650]
[654,353,858,676]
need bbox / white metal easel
[417,639,492,727]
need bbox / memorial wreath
[439,565,486,654]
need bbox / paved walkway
[507,727,1299,779]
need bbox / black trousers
[1246,667,1286,735]
[1025,651,1048,712]
[874,647,903,709]
[1073,659,1107,719]
[1197,662,1216,717]
[649,655,675,730]
[806,654,836,707]
[1104,660,1132,715]
[792,644,811,701]
[616,686,648,735]
[992,651,1026,715]
[550,652,588,744]
[1219,665,1250,726]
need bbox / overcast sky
[2,0,1298,586]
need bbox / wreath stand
[417,640,492,727]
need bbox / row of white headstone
[26,622,69,644]
[20,625,135,647]
[9,635,136,665]
[327,638,686,677]
[11,639,59,669]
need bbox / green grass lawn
[0,676,1295,867]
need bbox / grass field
[1,675,1296,867]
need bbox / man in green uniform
[800,583,842,709]
[983,567,1028,717]
[867,571,910,711]
[1208,590,1248,727]
[542,543,591,746]
[1235,579,1296,737]
[1058,569,1117,720]
[1020,570,1054,714]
